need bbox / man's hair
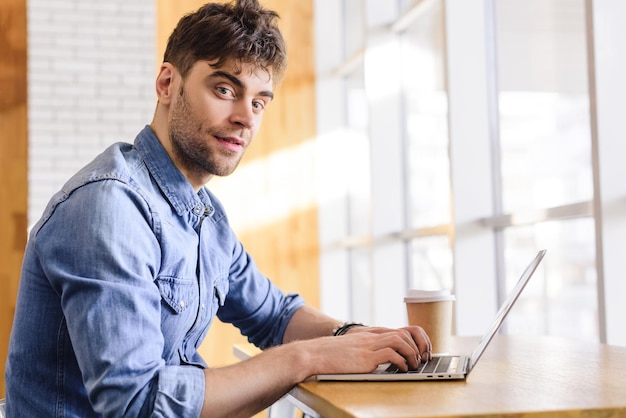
[163,0,287,83]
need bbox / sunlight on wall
[209,139,318,232]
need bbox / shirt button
[201,304,205,310]
[179,300,185,309]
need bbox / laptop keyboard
[384,356,453,374]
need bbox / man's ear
[155,63,177,105]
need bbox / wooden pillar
[0,0,28,397]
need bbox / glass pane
[349,248,373,323]
[343,0,366,58]
[399,0,417,13]
[344,68,371,236]
[495,0,592,212]
[409,235,453,291]
[503,218,598,343]
[401,0,450,228]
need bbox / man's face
[167,60,274,182]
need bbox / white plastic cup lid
[403,289,456,303]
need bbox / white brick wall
[27,0,157,225]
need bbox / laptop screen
[467,249,546,372]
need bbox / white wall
[27,0,156,225]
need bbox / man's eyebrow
[210,70,274,100]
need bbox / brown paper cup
[404,290,455,354]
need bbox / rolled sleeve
[153,366,205,418]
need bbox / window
[494,0,597,342]
[315,0,626,345]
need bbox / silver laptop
[313,249,546,381]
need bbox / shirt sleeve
[152,366,205,418]
[215,235,306,349]
[38,179,205,417]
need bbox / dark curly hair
[163,0,287,84]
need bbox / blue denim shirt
[5,126,305,417]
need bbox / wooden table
[238,335,626,418]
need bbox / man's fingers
[368,332,421,370]
[401,326,431,361]
[339,325,433,370]
[374,347,416,372]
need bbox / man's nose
[230,101,255,130]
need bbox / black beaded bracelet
[332,322,365,336]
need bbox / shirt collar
[134,125,212,217]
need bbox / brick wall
[27,0,156,225]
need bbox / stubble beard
[168,87,244,178]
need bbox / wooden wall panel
[156,0,318,368]
[0,0,28,397]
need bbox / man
[5,0,431,417]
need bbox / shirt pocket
[156,276,198,314]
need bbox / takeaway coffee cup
[404,289,455,354]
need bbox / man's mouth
[218,136,244,146]
[216,135,245,151]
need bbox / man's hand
[341,325,431,366]
[282,306,432,373]
[295,325,431,377]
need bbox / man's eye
[217,86,233,96]
[252,100,266,110]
